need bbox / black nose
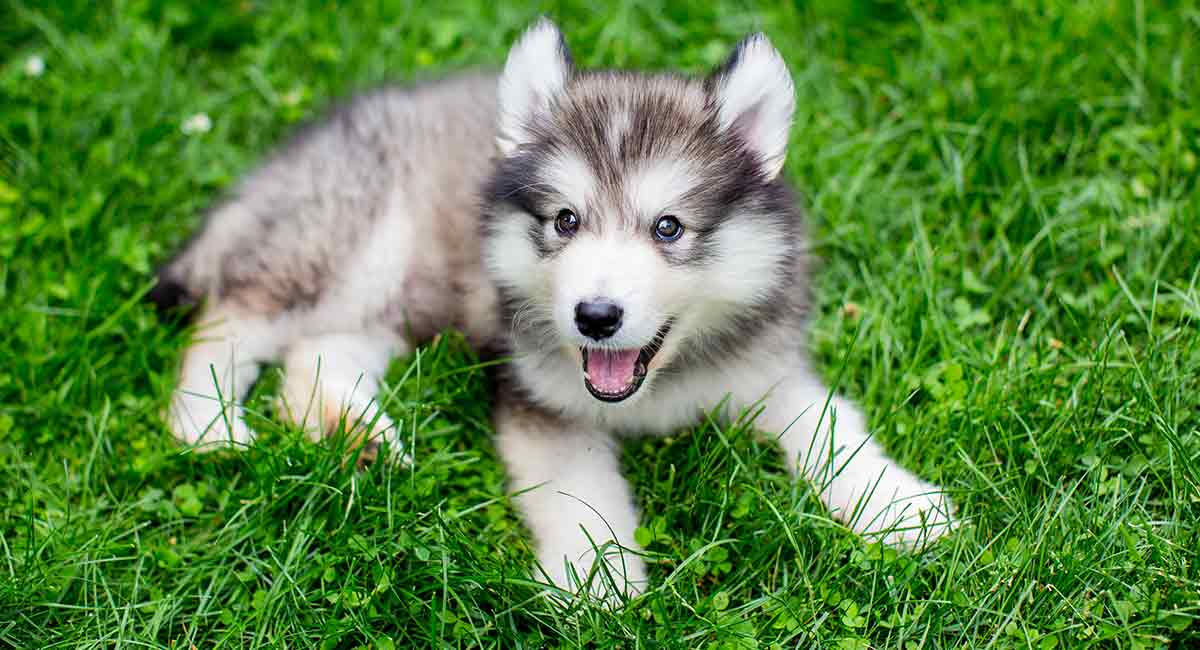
[575,300,623,340]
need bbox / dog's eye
[555,209,579,236]
[653,215,683,242]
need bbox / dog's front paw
[168,393,255,451]
[832,466,957,550]
[353,412,412,467]
[536,541,647,606]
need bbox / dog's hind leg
[169,304,284,450]
[279,332,405,462]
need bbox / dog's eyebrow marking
[624,158,699,223]
[541,150,596,214]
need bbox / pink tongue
[586,349,640,394]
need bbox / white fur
[712,34,795,179]
[483,206,554,344]
[318,190,416,328]
[497,18,571,154]
[552,234,666,351]
[607,108,632,159]
[697,216,793,313]
[170,307,406,458]
[625,158,699,220]
[495,406,646,599]
[169,306,283,449]
[540,151,597,214]
[737,360,956,548]
[280,332,406,460]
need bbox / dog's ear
[497,17,573,155]
[708,34,795,180]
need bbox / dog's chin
[579,322,672,403]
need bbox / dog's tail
[146,247,203,324]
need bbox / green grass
[2,0,1198,647]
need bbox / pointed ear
[708,34,795,179]
[496,18,573,155]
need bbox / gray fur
[161,74,502,344]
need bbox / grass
[1,0,1198,647]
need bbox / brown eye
[555,209,579,236]
[653,215,683,242]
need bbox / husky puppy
[152,18,955,596]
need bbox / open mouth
[580,321,672,403]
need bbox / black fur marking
[146,269,197,322]
[553,24,576,72]
[704,33,766,93]
[482,148,555,215]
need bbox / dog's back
[154,72,500,341]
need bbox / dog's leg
[748,364,955,548]
[169,305,282,450]
[494,400,645,600]
[279,332,405,462]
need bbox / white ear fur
[496,18,573,155]
[710,34,796,179]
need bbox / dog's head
[483,18,803,405]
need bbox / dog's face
[484,19,800,404]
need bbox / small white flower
[24,55,45,77]
[282,87,304,107]
[181,113,212,135]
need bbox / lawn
[1,0,1198,647]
